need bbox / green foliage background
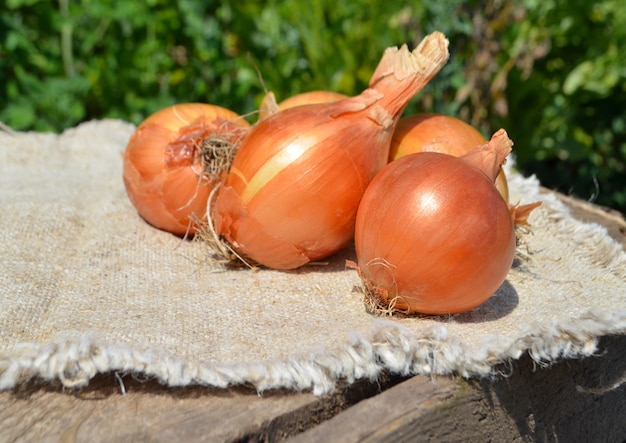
[1,0,625,212]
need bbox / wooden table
[2,192,625,442]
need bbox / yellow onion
[258,90,349,121]
[390,113,509,202]
[212,32,450,269]
[353,129,516,315]
[123,103,249,236]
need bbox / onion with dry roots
[123,103,249,236]
[211,32,450,269]
[390,113,509,202]
[353,129,517,315]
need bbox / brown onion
[258,90,349,121]
[123,103,249,236]
[390,113,509,202]
[212,32,450,269]
[353,129,516,315]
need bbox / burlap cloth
[1,120,625,395]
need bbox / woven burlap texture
[1,120,625,395]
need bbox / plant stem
[58,0,75,77]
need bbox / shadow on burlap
[1,120,625,395]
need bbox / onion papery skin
[213,33,450,270]
[123,103,249,236]
[390,113,509,202]
[213,97,393,269]
[354,151,516,315]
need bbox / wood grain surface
[293,334,626,442]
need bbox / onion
[353,129,516,315]
[258,90,349,120]
[212,32,450,269]
[390,113,509,202]
[123,103,249,236]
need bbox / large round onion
[212,33,450,269]
[354,129,516,315]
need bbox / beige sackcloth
[1,120,625,395]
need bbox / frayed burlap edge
[1,309,624,395]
